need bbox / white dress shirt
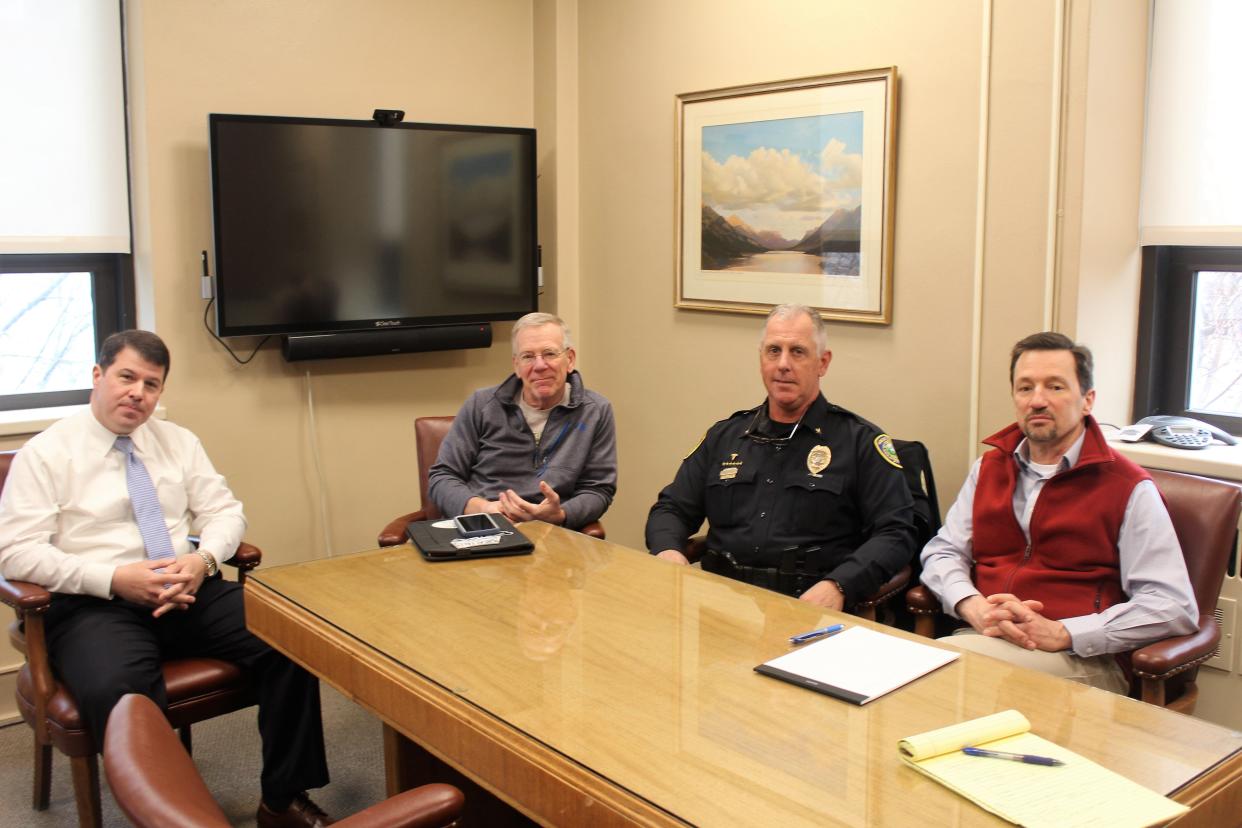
[920,430,1198,657]
[0,411,246,599]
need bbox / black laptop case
[406,514,534,561]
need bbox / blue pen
[962,746,1065,766]
[789,623,845,645]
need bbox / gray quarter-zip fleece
[428,371,617,529]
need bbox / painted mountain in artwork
[790,206,861,254]
[725,216,794,251]
[701,204,764,269]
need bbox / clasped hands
[469,481,566,526]
[956,592,1071,652]
[110,553,209,618]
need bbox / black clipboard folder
[406,514,534,561]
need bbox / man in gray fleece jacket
[428,313,617,530]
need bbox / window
[0,1,133,411]
[1134,246,1242,435]
[0,254,134,411]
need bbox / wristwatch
[196,549,219,578]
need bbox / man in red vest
[920,332,1197,692]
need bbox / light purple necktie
[114,436,175,561]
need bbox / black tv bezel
[208,113,538,338]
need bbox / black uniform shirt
[644,394,916,604]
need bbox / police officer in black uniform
[645,304,915,611]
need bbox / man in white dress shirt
[0,330,331,828]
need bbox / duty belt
[699,547,831,599]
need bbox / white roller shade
[0,0,130,254]
[1141,0,1242,246]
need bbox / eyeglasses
[742,408,804,447]
[516,348,567,367]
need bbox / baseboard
[0,664,18,725]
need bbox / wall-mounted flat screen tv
[209,114,537,337]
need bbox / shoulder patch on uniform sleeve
[874,434,902,468]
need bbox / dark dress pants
[45,575,329,803]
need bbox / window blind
[1140,0,1242,247]
[0,0,130,254]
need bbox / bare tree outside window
[0,272,96,396]
[1189,270,1242,417]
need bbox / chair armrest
[0,576,53,614]
[0,577,55,739]
[683,536,706,563]
[581,521,605,540]
[906,584,942,638]
[378,511,427,548]
[906,584,939,613]
[105,694,230,828]
[1130,618,1221,680]
[855,565,911,610]
[337,782,464,828]
[226,541,262,573]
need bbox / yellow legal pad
[897,709,1189,828]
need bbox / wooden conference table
[244,523,1242,827]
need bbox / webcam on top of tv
[372,108,405,127]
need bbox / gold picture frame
[675,67,898,324]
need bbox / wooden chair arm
[1130,617,1221,680]
[226,542,262,579]
[905,584,940,614]
[378,511,428,548]
[338,783,464,828]
[905,584,941,638]
[684,536,707,563]
[1,577,54,742]
[581,521,605,540]
[0,576,53,614]
[854,565,911,611]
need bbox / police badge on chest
[806,445,831,478]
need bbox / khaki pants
[941,628,1129,694]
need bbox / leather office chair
[678,437,940,622]
[893,438,941,553]
[104,693,465,828]
[0,449,262,828]
[377,415,605,546]
[906,467,1241,713]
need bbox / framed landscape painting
[675,67,898,324]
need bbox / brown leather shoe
[256,793,335,827]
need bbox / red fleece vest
[972,417,1150,620]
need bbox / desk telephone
[1118,415,1239,450]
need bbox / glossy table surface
[245,523,1242,827]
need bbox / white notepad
[754,625,959,704]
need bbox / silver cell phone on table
[453,513,503,537]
